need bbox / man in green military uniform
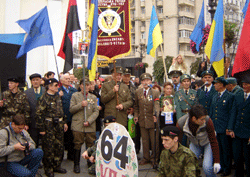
[36,78,68,177]
[158,126,200,177]
[0,77,30,129]
[226,77,243,95]
[174,74,197,120]
[101,66,133,127]
[134,73,160,166]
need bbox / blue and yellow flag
[147,6,163,57]
[205,0,224,77]
[87,0,98,81]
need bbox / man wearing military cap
[226,77,243,95]
[158,126,200,177]
[209,76,234,176]
[227,77,250,177]
[168,70,182,92]
[0,77,30,129]
[25,73,46,147]
[69,78,99,173]
[174,74,197,120]
[36,78,68,177]
[134,73,160,166]
[196,70,217,115]
[101,66,133,127]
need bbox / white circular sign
[98,9,121,34]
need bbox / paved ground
[36,146,238,177]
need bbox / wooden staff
[160,44,168,82]
[113,59,119,105]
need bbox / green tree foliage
[153,56,173,84]
[190,57,202,75]
[224,19,239,49]
[73,67,89,81]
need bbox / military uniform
[197,85,216,115]
[0,88,30,129]
[231,85,243,94]
[86,140,98,175]
[36,89,65,175]
[134,73,160,164]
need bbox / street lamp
[135,43,147,59]
[208,0,217,22]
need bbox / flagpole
[160,44,168,82]
[52,45,61,80]
[113,59,119,105]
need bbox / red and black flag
[58,0,81,73]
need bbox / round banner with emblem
[96,123,138,177]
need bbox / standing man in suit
[101,66,133,127]
[134,73,160,166]
[209,77,234,176]
[58,74,77,161]
[25,73,45,147]
[226,77,243,95]
[174,74,197,120]
[197,70,217,115]
[227,77,250,177]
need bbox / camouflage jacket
[0,89,30,128]
[36,92,65,132]
[158,143,200,177]
[87,140,98,157]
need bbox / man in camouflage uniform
[0,77,30,129]
[158,126,200,177]
[36,78,68,177]
[82,116,116,175]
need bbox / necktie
[144,90,146,98]
[217,93,221,100]
[185,90,188,95]
[245,93,248,101]
[174,85,177,92]
[35,88,38,94]
[205,88,208,93]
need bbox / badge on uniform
[148,95,152,101]
[190,94,196,101]
[223,100,226,103]
[162,112,174,125]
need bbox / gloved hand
[213,163,221,174]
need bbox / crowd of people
[0,55,249,177]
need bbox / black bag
[0,128,15,177]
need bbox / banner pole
[52,45,61,80]
[113,59,119,105]
[160,44,168,82]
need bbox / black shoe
[74,164,80,173]
[73,149,81,173]
[45,172,54,177]
[67,155,74,161]
[54,167,67,174]
[217,169,223,174]
[221,171,231,176]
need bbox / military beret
[45,78,58,86]
[111,66,123,74]
[29,73,41,80]
[226,77,237,84]
[103,116,116,123]
[213,77,228,85]
[140,73,152,81]
[168,70,183,78]
[201,70,214,77]
[123,68,131,75]
[180,74,191,82]
[7,77,19,83]
[161,126,180,137]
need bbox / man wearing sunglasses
[36,78,68,177]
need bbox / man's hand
[24,125,29,131]
[82,100,88,107]
[153,116,157,123]
[64,124,68,132]
[89,156,95,163]
[134,117,138,124]
[213,163,221,174]
[229,131,235,138]
[0,100,3,107]
[14,143,25,151]
[113,85,119,92]
[59,90,64,97]
[84,121,90,127]
[116,104,124,110]
[98,106,102,111]
[82,151,89,159]
[40,132,46,135]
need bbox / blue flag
[190,0,205,52]
[243,0,249,19]
[0,33,25,45]
[16,6,54,58]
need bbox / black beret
[103,116,116,123]
[7,77,19,83]
[29,73,41,80]
[161,126,180,137]
[45,78,58,86]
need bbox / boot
[73,149,81,173]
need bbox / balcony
[156,0,163,6]
[140,26,145,31]
[179,0,195,6]
[140,39,146,44]
[141,1,145,7]
[179,24,194,31]
[131,27,135,33]
[179,11,195,18]
[179,50,195,57]
[179,37,190,44]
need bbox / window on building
[158,7,163,14]
[141,32,145,39]
[141,21,145,27]
[179,30,192,38]
[187,45,191,51]
[161,32,164,39]
[159,21,163,27]
[141,7,145,14]
[178,16,195,25]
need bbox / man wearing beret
[168,70,182,92]
[158,126,200,177]
[25,73,45,147]
[209,77,234,176]
[36,78,68,177]
[196,70,217,115]
[134,73,160,166]
[226,77,243,95]
[0,77,30,129]
[101,66,133,127]
[227,77,250,177]
[174,74,198,120]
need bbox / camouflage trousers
[88,163,96,175]
[0,116,12,129]
[41,120,64,174]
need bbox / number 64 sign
[96,123,138,177]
